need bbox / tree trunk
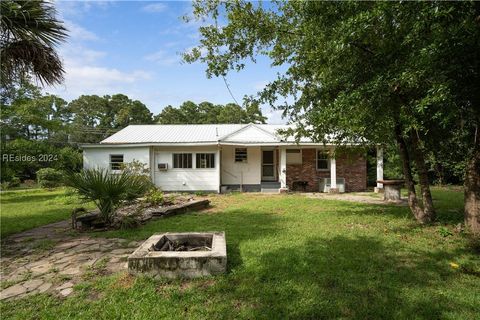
[410,132,436,222]
[394,124,428,223]
[464,128,480,235]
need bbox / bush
[8,177,21,188]
[1,139,83,181]
[145,188,164,206]
[66,169,152,224]
[0,177,21,190]
[37,168,64,188]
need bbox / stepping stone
[30,263,53,274]
[59,288,73,297]
[0,284,27,300]
[23,279,44,292]
[37,282,52,293]
[56,281,74,291]
[110,249,133,255]
[60,267,81,276]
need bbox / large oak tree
[185,1,479,232]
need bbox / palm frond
[0,0,68,87]
[66,169,153,224]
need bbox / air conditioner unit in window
[157,163,168,171]
[319,178,345,193]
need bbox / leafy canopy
[185,1,479,148]
[154,100,266,124]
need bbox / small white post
[330,152,337,191]
[279,147,287,191]
[216,147,221,193]
[376,146,384,190]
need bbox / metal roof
[98,124,308,145]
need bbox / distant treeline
[0,81,266,182]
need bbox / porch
[220,146,384,193]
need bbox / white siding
[221,146,261,185]
[83,147,150,170]
[153,146,219,192]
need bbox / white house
[82,124,384,193]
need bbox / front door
[262,150,276,181]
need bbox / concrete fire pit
[128,232,227,278]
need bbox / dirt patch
[195,279,216,290]
[111,273,135,290]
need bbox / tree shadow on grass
[327,198,464,226]
[99,208,286,271]
[213,235,477,319]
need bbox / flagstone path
[1,220,141,301]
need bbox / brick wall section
[286,148,367,192]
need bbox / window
[110,154,124,170]
[286,149,302,164]
[235,148,248,162]
[173,153,192,168]
[196,153,215,169]
[317,151,330,170]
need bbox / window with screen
[317,151,329,170]
[110,154,124,170]
[286,149,302,164]
[235,148,248,162]
[173,153,192,168]
[196,153,215,169]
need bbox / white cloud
[64,19,99,41]
[144,50,180,66]
[59,44,106,65]
[141,3,168,13]
[44,2,153,101]
[55,0,115,18]
[68,66,150,84]
[47,63,152,100]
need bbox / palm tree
[66,169,153,224]
[0,0,68,87]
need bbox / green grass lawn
[1,187,479,319]
[0,188,92,237]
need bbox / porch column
[376,146,384,191]
[330,151,337,192]
[216,146,221,193]
[279,147,288,192]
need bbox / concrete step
[261,182,280,193]
[261,188,280,193]
[261,182,280,187]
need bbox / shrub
[8,177,21,188]
[66,169,152,224]
[1,139,83,181]
[116,215,141,230]
[37,168,64,188]
[145,188,164,206]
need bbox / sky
[46,0,287,124]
